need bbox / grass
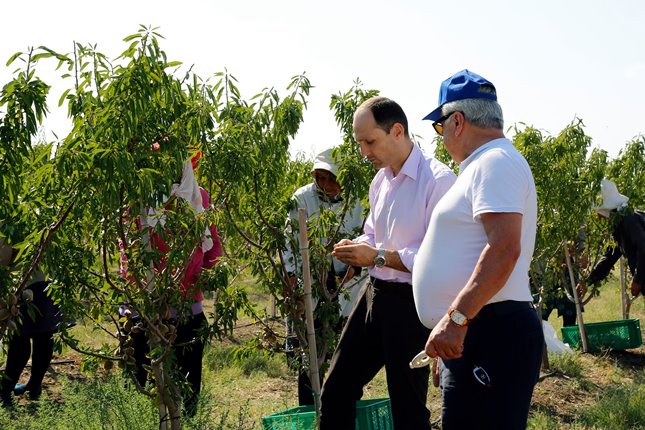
[546,275,644,334]
[0,273,642,429]
[548,351,584,378]
[578,384,645,430]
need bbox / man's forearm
[382,249,409,273]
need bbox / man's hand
[576,281,587,298]
[332,240,376,267]
[286,273,297,288]
[424,313,467,360]
[631,280,642,298]
[338,266,356,285]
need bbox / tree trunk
[152,357,182,430]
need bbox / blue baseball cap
[422,69,497,121]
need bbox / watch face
[450,310,467,325]
[374,249,386,268]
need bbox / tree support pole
[298,208,321,415]
[564,242,589,353]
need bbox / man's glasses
[432,111,461,136]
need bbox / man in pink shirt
[320,97,456,429]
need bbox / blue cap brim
[422,106,442,122]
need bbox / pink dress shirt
[354,144,455,284]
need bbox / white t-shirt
[412,138,537,328]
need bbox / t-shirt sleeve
[469,150,529,221]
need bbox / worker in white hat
[282,146,366,406]
[578,179,644,298]
[592,179,630,218]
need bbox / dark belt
[370,276,412,293]
[474,300,534,322]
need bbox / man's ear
[453,111,463,128]
[453,111,466,135]
[391,122,405,138]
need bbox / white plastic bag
[339,275,367,317]
[542,320,573,354]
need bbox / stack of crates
[261,398,393,430]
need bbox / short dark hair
[360,96,409,137]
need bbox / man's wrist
[373,248,386,268]
[448,306,471,327]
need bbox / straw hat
[593,179,629,218]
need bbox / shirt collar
[386,144,421,181]
[459,137,510,173]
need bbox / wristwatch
[448,307,470,327]
[373,248,386,268]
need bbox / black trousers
[128,312,207,417]
[287,314,347,406]
[441,301,544,429]
[320,279,431,430]
[286,268,345,406]
[1,330,55,403]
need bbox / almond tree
[1,28,246,429]
[201,78,377,407]
[514,120,607,355]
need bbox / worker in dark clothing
[578,179,644,298]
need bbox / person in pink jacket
[120,158,222,417]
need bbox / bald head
[357,96,409,138]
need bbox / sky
[1,0,644,160]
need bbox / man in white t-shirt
[413,70,543,429]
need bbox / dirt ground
[531,347,644,424]
[9,323,645,427]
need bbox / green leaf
[122,33,141,42]
[6,51,23,66]
[58,89,71,107]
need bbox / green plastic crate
[261,405,315,430]
[261,398,393,430]
[561,318,643,352]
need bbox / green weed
[578,384,645,430]
[549,352,584,378]
[0,375,258,430]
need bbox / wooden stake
[298,208,321,415]
[564,242,589,353]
